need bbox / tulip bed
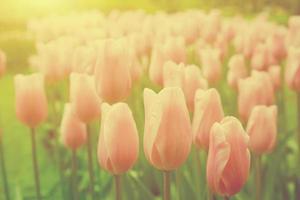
[0,9,300,200]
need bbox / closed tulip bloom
[200,48,222,85]
[163,61,184,88]
[60,103,87,150]
[98,103,139,175]
[70,73,101,123]
[285,47,300,92]
[164,36,186,64]
[14,73,48,128]
[192,88,224,150]
[268,65,281,90]
[246,105,277,154]
[0,50,6,77]
[183,65,208,112]
[143,87,192,171]
[227,54,248,89]
[149,46,166,86]
[251,43,269,71]
[238,71,274,121]
[207,117,250,197]
[94,39,132,103]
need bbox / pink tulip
[238,71,274,121]
[94,39,132,103]
[207,117,250,197]
[163,62,208,111]
[163,61,184,88]
[143,87,192,171]
[98,103,139,175]
[60,103,87,150]
[149,37,186,86]
[200,48,222,85]
[192,88,224,150]
[70,73,101,123]
[268,65,281,90]
[149,46,166,86]
[251,43,269,71]
[183,65,208,112]
[0,50,6,77]
[227,54,248,89]
[14,73,48,128]
[246,105,277,154]
[285,47,300,92]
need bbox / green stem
[72,149,78,200]
[297,93,300,157]
[87,124,95,199]
[163,171,171,200]
[31,128,41,200]
[0,137,10,200]
[255,155,262,200]
[115,175,122,200]
[224,196,230,200]
[54,132,65,199]
[193,149,201,199]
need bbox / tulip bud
[0,50,6,77]
[285,47,300,92]
[238,71,274,122]
[200,48,222,85]
[143,87,192,171]
[60,103,87,150]
[227,54,248,89]
[246,105,277,154]
[98,103,139,175]
[268,65,281,91]
[251,43,269,71]
[94,39,132,103]
[14,73,48,128]
[207,117,250,197]
[163,61,184,88]
[192,88,224,149]
[183,65,208,112]
[70,73,101,123]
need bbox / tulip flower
[149,36,186,86]
[98,102,139,174]
[143,87,192,171]
[0,50,6,77]
[227,54,248,89]
[285,47,300,92]
[94,39,132,103]
[14,73,48,200]
[98,102,139,200]
[183,65,208,112]
[144,87,192,200]
[246,105,277,154]
[70,73,101,123]
[251,43,270,71]
[199,48,222,85]
[60,103,87,200]
[268,65,281,91]
[192,88,224,150]
[14,73,48,128]
[207,117,250,197]
[163,62,208,112]
[238,71,274,122]
[60,103,87,150]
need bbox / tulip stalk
[0,136,10,200]
[31,128,42,200]
[115,175,122,200]
[163,171,171,200]
[297,93,300,157]
[71,149,78,200]
[86,124,95,199]
[255,155,262,200]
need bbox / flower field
[0,1,300,200]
